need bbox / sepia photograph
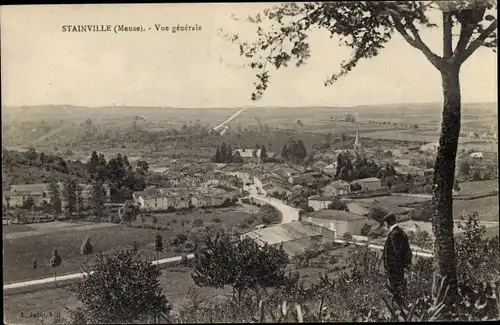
[1,1,498,323]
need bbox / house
[4,182,111,209]
[4,183,53,208]
[234,148,262,163]
[419,142,439,153]
[394,165,425,177]
[273,166,299,179]
[308,195,339,211]
[265,152,277,160]
[312,161,328,172]
[241,222,330,256]
[133,188,191,211]
[323,163,337,175]
[305,210,370,238]
[384,149,404,158]
[265,186,290,198]
[227,171,253,186]
[346,202,370,216]
[323,180,350,196]
[469,152,484,159]
[351,177,381,192]
[287,185,309,202]
[288,174,315,185]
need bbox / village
[3,124,497,261]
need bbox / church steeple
[353,124,364,160]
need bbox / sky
[0,3,497,108]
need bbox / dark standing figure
[32,258,37,269]
[382,213,412,309]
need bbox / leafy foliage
[70,249,171,324]
[455,213,500,283]
[327,197,349,211]
[191,230,289,299]
[281,139,307,164]
[367,205,389,227]
[50,249,62,268]
[224,0,498,296]
[154,234,164,253]
[80,237,93,257]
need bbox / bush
[409,201,433,222]
[342,232,353,241]
[360,223,371,236]
[212,217,222,223]
[172,219,178,224]
[328,197,348,211]
[69,249,170,324]
[261,213,280,225]
[181,254,190,266]
[367,206,388,227]
[350,182,362,191]
[393,183,410,193]
[367,227,389,239]
[193,219,204,227]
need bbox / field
[3,241,354,325]
[3,205,261,283]
[453,196,499,221]
[458,180,498,197]
[3,265,232,325]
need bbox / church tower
[353,124,364,160]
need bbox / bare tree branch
[462,18,498,62]
[389,11,444,70]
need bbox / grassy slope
[3,205,260,283]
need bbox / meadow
[3,243,354,325]
[3,205,262,283]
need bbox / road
[243,181,434,259]
[3,254,195,291]
[213,107,248,133]
[245,184,300,223]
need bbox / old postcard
[2,2,498,324]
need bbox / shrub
[181,254,190,266]
[212,218,222,223]
[328,197,348,211]
[360,223,371,236]
[412,229,432,249]
[409,201,433,222]
[192,231,289,300]
[172,219,178,224]
[261,213,280,225]
[367,227,389,239]
[193,219,204,227]
[69,249,170,324]
[367,206,388,227]
[342,232,353,241]
[393,183,410,193]
[152,216,158,224]
[350,182,362,192]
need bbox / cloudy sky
[1,3,497,108]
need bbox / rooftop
[310,209,368,222]
[326,180,350,188]
[353,177,380,183]
[308,195,339,201]
[243,222,320,245]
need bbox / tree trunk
[432,64,461,301]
